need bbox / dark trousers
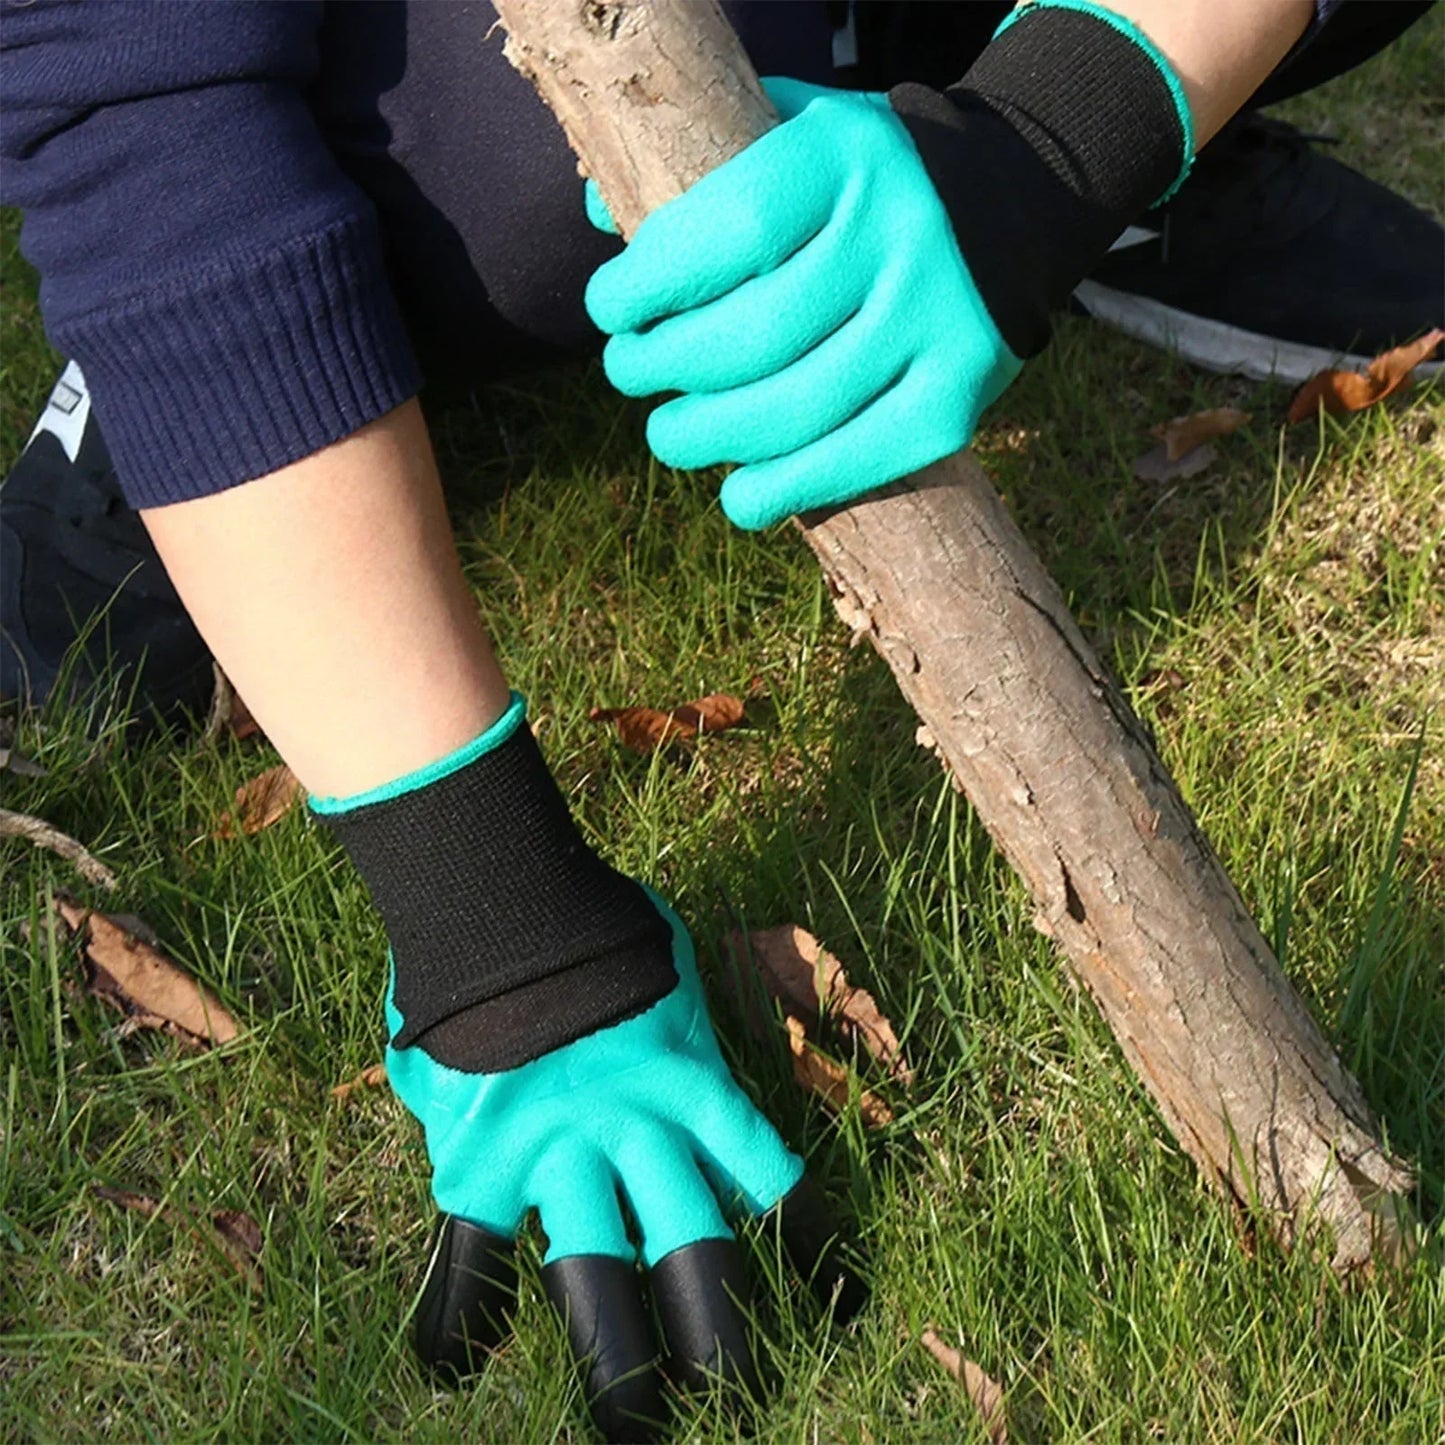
[308,1,1431,382]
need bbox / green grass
[3,14,1444,1442]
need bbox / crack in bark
[1061,860,1087,925]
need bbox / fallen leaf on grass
[1287,329,1445,424]
[0,746,47,778]
[94,1185,163,1219]
[590,693,746,754]
[0,808,116,890]
[786,1016,894,1128]
[727,925,912,1084]
[211,1209,265,1289]
[95,1186,263,1292]
[228,691,261,742]
[920,1328,1008,1444]
[330,1062,388,1102]
[50,893,239,1047]
[1133,440,1216,484]
[1151,406,1251,461]
[1139,666,1187,694]
[213,763,300,840]
[201,665,263,745]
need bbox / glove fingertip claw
[413,1215,518,1385]
[652,1236,765,1411]
[770,1176,868,1325]
[543,1253,670,1442]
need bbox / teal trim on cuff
[994,0,1195,203]
[309,691,528,815]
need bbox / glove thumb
[583,177,620,236]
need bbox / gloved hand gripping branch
[585,0,1194,531]
[312,694,863,1441]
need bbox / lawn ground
[2,13,1442,1442]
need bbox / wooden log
[490,0,1414,1269]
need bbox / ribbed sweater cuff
[52,215,421,509]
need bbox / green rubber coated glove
[388,886,863,1438]
[584,77,1022,531]
[386,891,802,1268]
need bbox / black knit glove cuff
[889,2,1193,358]
[317,712,675,1073]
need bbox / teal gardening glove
[313,694,862,1441]
[586,76,1022,532]
[585,2,1195,532]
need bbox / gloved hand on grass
[585,0,1195,531]
[312,693,862,1442]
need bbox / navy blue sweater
[2,1,419,507]
[1,1,1342,510]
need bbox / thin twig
[0,808,117,890]
[199,662,233,746]
[0,746,49,778]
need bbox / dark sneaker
[1,363,212,728]
[1075,113,1444,383]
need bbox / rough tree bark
[490,0,1414,1269]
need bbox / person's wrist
[889,0,1193,359]
[312,695,677,1072]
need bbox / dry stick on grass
[0,807,117,890]
[491,0,1415,1269]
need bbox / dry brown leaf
[228,690,261,742]
[212,1209,263,1258]
[590,693,746,754]
[1133,440,1216,484]
[1287,329,1445,424]
[94,1185,163,1218]
[95,1186,262,1292]
[211,1208,265,1290]
[786,1016,893,1128]
[213,763,300,840]
[920,1328,1009,1445]
[203,665,264,745]
[1151,406,1252,461]
[671,693,746,731]
[51,893,239,1047]
[726,925,912,1085]
[1,808,116,889]
[330,1062,388,1102]
[0,746,47,778]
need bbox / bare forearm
[1092,0,1314,143]
[143,399,510,798]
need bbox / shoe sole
[1073,279,1444,387]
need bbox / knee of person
[374,180,616,376]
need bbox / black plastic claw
[542,1253,669,1443]
[771,1176,868,1324]
[651,1236,763,1404]
[413,1215,518,1385]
